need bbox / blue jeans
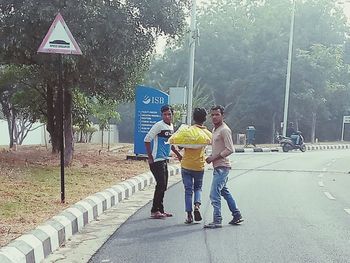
[181,168,204,212]
[210,167,239,223]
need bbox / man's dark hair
[210,105,225,114]
[193,107,207,124]
[160,104,173,114]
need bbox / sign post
[341,115,350,141]
[38,13,82,203]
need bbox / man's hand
[206,156,214,164]
[148,155,154,164]
[171,145,182,161]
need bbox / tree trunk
[1,93,14,149]
[311,112,317,143]
[46,84,60,153]
[101,129,104,148]
[64,86,74,166]
[17,117,35,145]
[272,112,276,144]
[8,105,15,149]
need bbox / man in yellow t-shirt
[175,108,210,224]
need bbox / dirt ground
[0,143,150,247]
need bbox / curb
[305,144,350,151]
[234,144,350,153]
[0,164,181,263]
[234,147,278,153]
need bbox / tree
[72,90,93,143]
[145,0,350,142]
[293,44,350,142]
[0,64,40,148]
[92,97,120,149]
[1,0,188,164]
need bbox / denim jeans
[210,166,239,223]
[149,160,168,213]
[181,168,204,212]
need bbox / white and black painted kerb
[0,165,180,263]
[306,144,350,151]
[234,144,350,153]
[234,147,276,153]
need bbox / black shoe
[229,213,243,225]
[194,207,202,221]
[185,212,193,224]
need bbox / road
[89,150,350,263]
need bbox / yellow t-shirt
[180,125,209,171]
[181,147,205,171]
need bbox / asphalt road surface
[89,150,350,263]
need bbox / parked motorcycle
[276,131,306,152]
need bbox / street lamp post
[282,0,296,137]
[187,0,197,125]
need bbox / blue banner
[134,85,169,155]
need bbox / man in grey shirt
[204,105,243,228]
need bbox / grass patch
[0,143,149,247]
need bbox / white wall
[0,120,48,146]
[90,124,119,144]
[0,120,10,145]
[0,120,119,146]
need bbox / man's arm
[221,128,234,156]
[144,141,154,164]
[144,123,159,164]
[206,128,234,163]
[171,145,182,161]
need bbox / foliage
[0,64,41,147]
[92,96,120,131]
[146,0,350,142]
[72,90,93,135]
[0,0,189,154]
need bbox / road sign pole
[341,116,345,141]
[37,12,82,203]
[58,54,65,203]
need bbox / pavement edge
[0,164,180,263]
[234,144,350,153]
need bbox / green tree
[1,0,188,164]
[146,0,350,142]
[0,64,40,148]
[293,44,350,142]
[92,97,120,149]
[72,90,93,143]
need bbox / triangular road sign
[38,13,82,55]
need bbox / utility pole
[187,0,197,125]
[282,0,296,137]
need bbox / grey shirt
[211,122,234,168]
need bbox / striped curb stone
[0,164,181,263]
[234,144,350,153]
[305,144,350,151]
[234,147,277,153]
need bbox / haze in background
[155,0,209,53]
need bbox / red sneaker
[151,211,166,219]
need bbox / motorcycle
[276,131,306,152]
